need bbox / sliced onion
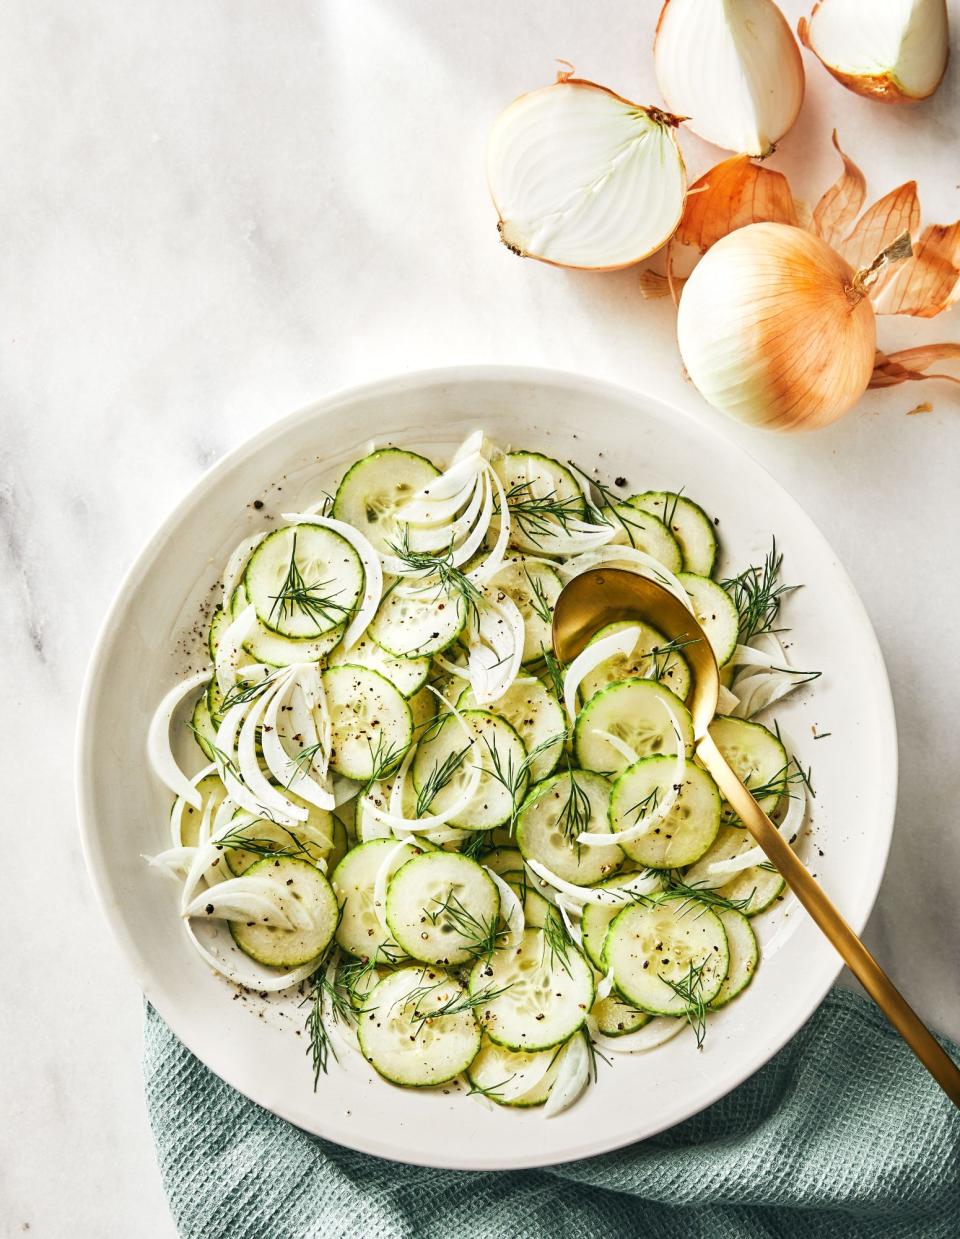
[563,625,641,724]
[596,968,615,1001]
[237,674,310,824]
[183,874,308,931]
[486,868,525,952]
[361,691,481,833]
[555,896,584,950]
[588,1013,685,1054]
[716,684,740,715]
[706,782,807,880]
[183,918,320,992]
[372,840,411,936]
[543,1033,591,1117]
[525,859,660,906]
[487,75,686,271]
[214,699,299,826]
[580,703,685,847]
[589,729,641,768]
[461,592,526,706]
[732,669,817,719]
[400,474,486,551]
[147,670,213,808]
[221,532,268,609]
[281,513,383,651]
[468,465,512,586]
[559,546,692,609]
[261,668,335,812]
[144,846,197,882]
[215,604,257,695]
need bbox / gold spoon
[553,567,960,1106]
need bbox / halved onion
[799,0,949,104]
[655,0,805,157]
[487,72,686,270]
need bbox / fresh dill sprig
[187,723,241,781]
[647,636,699,683]
[659,875,756,916]
[556,768,592,843]
[725,753,816,827]
[497,479,586,545]
[425,889,500,961]
[585,1034,612,1082]
[214,823,312,862]
[659,957,710,1050]
[460,831,490,861]
[540,648,566,700]
[415,740,474,817]
[268,532,355,634]
[661,489,684,530]
[301,965,355,1087]
[359,731,409,795]
[395,974,513,1037]
[466,1073,518,1101]
[221,672,279,713]
[523,568,554,625]
[721,536,798,644]
[565,460,647,547]
[625,786,661,824]
[385,528,483,622]
[285,740,325,788]
[479,733,528,827]
[540,909,573,979]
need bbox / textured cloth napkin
[144,987,959,1239]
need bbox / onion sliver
[563,625,641,725]
[215,604,257,695]
[525,859,660,906]
[221,532,268,609]
[237,675,310,824]
[168,762,218,846]
[372,840,411,936]
[560,547,692,609]
[183,918,319,992]
[580,702,685,847]
[183,875,309,931]
[487,75,686,271]
[706,783,806,880]
[543,1033,591,1117]
[261,668,335,811]
[588,1014,685,1055]
[281,513,383,651]
[147,670,213,808]
[486,868,525,953]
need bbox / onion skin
[676,223,877,432]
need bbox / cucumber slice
[469,927,594,1051]
[683,826,785,916]
[709,716,787,815]
[368,584,467,658]
[610,756,721,869]
[492,451,586,553]
[229,856,339,968]
[677,572,739,667]
[466,1038,563,1107]
[332,838,424,961]
[457,677,564,782]
[516,769,622,885]
[326,814,350,873]
[386,851,500,966]
[574,679,694,776]
[332,449,441,555]
[578,620,691,704]
[329,634,429,698]
[230,583,345,666]
[322,665,413,782]
[605,894,729,1015]
[709,908,758,1008]
[629,492,718,576]
[411,709,526,830]
[244,524,364,639]
[601,504,683,573]
[190,691,218,762]
[207,605,231,664]
[487,557,562,663]
[580,873,662,971]
[358,966,481,1087]
[222,805,336,876]
[592,993,651,1037]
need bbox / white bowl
[76,366,896,1170]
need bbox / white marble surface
[2,1,958,1235]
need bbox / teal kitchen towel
[144,987,959,1239]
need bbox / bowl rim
[75,363,898,1168]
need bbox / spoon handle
[696,732,960,1108]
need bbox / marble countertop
[3,1,958,1235]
